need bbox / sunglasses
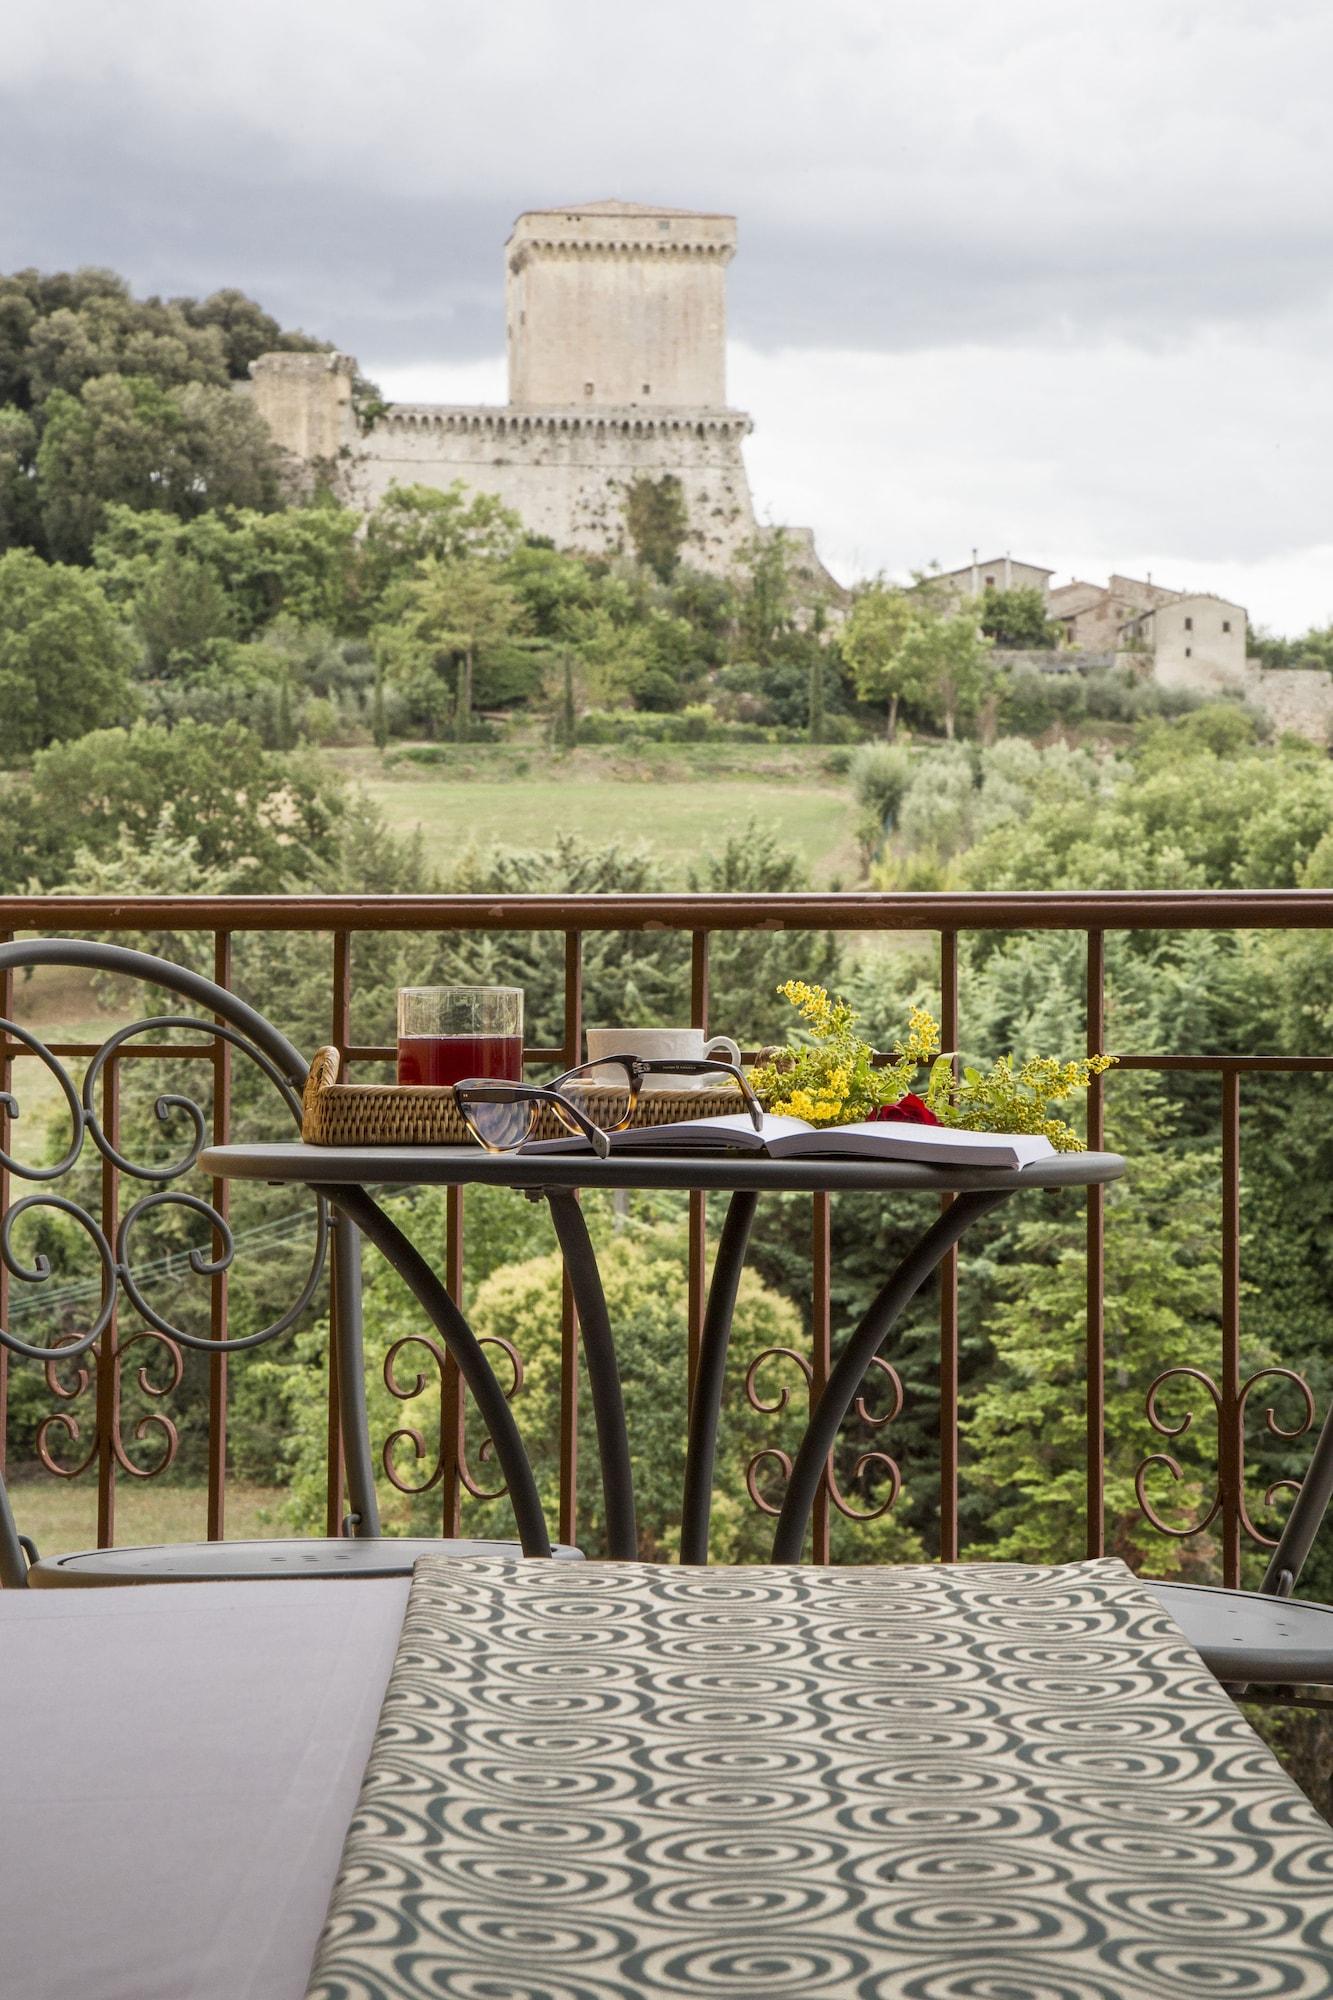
[454,1054,764,1157]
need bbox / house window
[1222,620,1231,633]
[642,382,651,395]
[984,575,996,588]
[1185,646,1192,658]
[584,381,594,396]
[1184,616,1193,631]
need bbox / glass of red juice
[397,986,524,1088]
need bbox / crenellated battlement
[508,239,733,268]
[378,404,753,441]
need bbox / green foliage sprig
[749,982,1113,1148]
[941,1051,1116,1150]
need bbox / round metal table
[200,1142,1126,1563]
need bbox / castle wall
[1247,667,1333,741]
[249,352,356,464]
[344,404,757,572]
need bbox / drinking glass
[397,986,523,1088]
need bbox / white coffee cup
[584,1027,743,1091]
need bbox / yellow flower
[902,1007,942,1063]
[777,979,836,1037]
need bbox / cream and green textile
[306,1556,1333,1999]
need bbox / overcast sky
[5,0,1332,630]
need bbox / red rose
[868,1092,941,1126]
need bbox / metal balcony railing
[2,889,1330,1579]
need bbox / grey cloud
[0,88,512,364]
[5,0,1331,629]
[4,1,1333,367]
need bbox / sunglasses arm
[631,1058,765,1133]
[528,1085,610,1158]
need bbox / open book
[530,1111,1057,1170]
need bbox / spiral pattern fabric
[305,1557,1333,2000]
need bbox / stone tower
[505,201,735,408]
[247,200,838,577]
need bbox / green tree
[0,407,39,550]
[555,602,657,710]
[666,567,735,669]
[842,583,922,739]
[1249,622,1333,673]
[966,1110,1227,1572]
[972,585,1061,650]
[0,547,134,759]
[23,283,227,403]
[0,276,39,407]
[93,500,360,638]
[733,530,795,665]
[687,820,842,1045]
[176,287,325,379]
[504,541,598,637]
[0,266,321,408]
[376,553,531,738]
[36,376,283,561]
[898,610,994,739]
[5,719,347,889]
[131,547,236,675]
[357,482,523,620]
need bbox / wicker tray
[301,1045,747,1147]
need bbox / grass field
[9,1479,289,1555]
[325,743,862,886]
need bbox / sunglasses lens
[458,1090,535,1152]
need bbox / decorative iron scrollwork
[1136,1362,1316,1548]
[1,1007,328,1497]
[743,1344,904,1524]
[382,1328,525,1505]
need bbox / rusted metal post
[206,931,232,1542]
[96,1061,119,1548]
[687,931,711,1398]
[0,935,11,1493]
[558,930,584,1546]
[441,1187,465,1537]
[1086,930,1106,1559]
[325,929,352,1538]
[938,929,959,1560]
[811,1193,832,1563]
[1221,1069,1242,1587]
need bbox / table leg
[770,1189,1010,1563]
[679,1190,759,1564]
[544,1189,638,1561]
[322,1184,553,1558]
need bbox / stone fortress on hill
[247,199,830,580]
[245,199,1330,740]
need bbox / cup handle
[704,1034,743,1069]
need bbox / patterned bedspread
[306,1556,1333,1999]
